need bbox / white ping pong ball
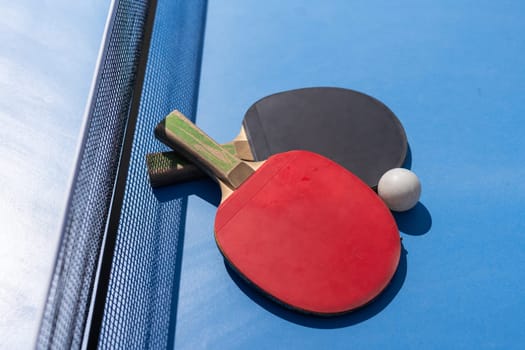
[378,168,421,212]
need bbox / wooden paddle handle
[146,143,237,187]
[155,110,254,189]
[146,151,206,187]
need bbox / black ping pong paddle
[148,87,407,189]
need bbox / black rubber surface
[243,87,407,188]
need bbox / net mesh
[97,0,207,348]
[37,1,151,348]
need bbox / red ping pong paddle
[155,110,401,315]
[148,87,407,189]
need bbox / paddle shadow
[402,144,412,169]
[153,178,221,206]
[224,246,408,329]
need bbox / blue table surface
[0,1,109,348]
[172,1,525,349]
[2,0,525,349]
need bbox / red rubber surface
[215,151,400,315]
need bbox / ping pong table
[2,1,525,349]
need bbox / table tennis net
[37,0,207,348]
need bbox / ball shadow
[393,202,432,236]
[224,246,408,329]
